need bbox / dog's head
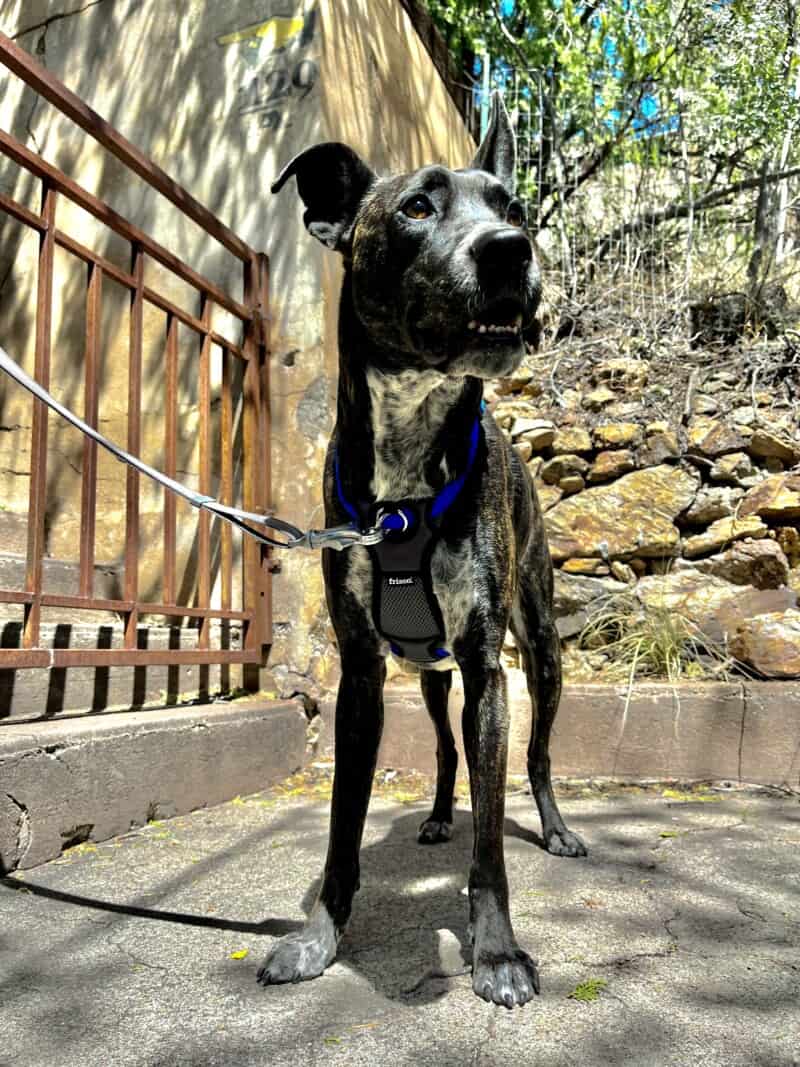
[272,94,539,379]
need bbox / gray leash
[0,345,383,552]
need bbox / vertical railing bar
[220,344,233,692]
[163,311,178,605]
[124,244,143,649]
[257,252,272,644]
[197,296,212,648]
[78,261,102,598]
[241,257,263,675]
[23,180,57,650]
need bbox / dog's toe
[472,948,539,1008]
[544,828,587,858]
[417,817,453,844]
[257,929,336,986]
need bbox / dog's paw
[257,915,337,986]
[544,827,587,858]
[472,947,540,1008]
[417,817,453,844]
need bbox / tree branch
[592,165,800,261]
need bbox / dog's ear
[271,142,376,253]
[470,92,516,194]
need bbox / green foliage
[423,0,800,221]
[578,593,735,683]
[568,976,608,1002]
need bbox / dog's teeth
[478,324,487,333]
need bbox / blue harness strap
[334,409,483,665]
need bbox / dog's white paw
[257,905,338,985]
[472,947,540,1008]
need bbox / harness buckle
[302,524,385,551]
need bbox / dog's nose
[470,227,532,271]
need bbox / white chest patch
[366,367,461,500]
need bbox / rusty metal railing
[0,32,271,674]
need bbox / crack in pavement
[3,792,31,867]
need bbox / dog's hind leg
[418,669,457,844]
[257,647,386,985]
[511,540,587,859]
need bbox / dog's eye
[402,195,434,220]
[507,203,526,228]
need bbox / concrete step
[0,698,308,872]
[0,620,245,723]
[0,550,122,604]
[318,674,800,790]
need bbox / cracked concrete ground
[0,776,798,1067]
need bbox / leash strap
[0,345,382,552]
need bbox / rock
[748,429,800,464]
[583,386,616,411]
[739,471,800,520]
[594,422,643,449]
[730,405,757,427]
[541,454,589,485]
[635,571,746,640]
[514,439,533,462]
[534,482,562,511]
[629,558,647,576]
[683,515,768,558]
[709,451,755,484]
[679,538,790,589]
[729,610,800,678]
[776,526,800,567]
[611,561,637,584]
[528,456,543,479]
[587,449,636,483]
[559,474,585,495]
[692,394,718,415]
[682,485,744,525]
[687,417,748,458]
[635,571,795,646]
[592,357,648,391]
[765,457,785,474]
[605,401,646,420]
[552,571,629,637]
[646,420,670,435]
[545,465,699,562]
[562,558,611,576]
[638,431,680,467]
[494,368,534,395]
[512,417,555,445]
[551,427,592,454]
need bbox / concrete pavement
[0,772,798,1066]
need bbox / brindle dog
[260,95,586,1009]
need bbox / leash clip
[300,524,385,552]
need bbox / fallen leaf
[229,948,249,960]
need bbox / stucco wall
[0,0,473,708]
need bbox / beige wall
[0,0,472,703]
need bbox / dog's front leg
[461,664,539,1008]
[257,648,385,985]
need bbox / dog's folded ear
[271,142,376,253]
[470,91,516,194]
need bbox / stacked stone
[491,356,800,679]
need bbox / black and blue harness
[335,410,482,667]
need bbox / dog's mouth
[466,298,525,343]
